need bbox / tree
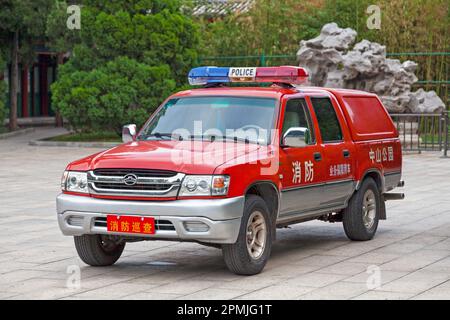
[51,0,200,132]
[46,1,83,126]
[0,0,54,130]
[199,0,325,59]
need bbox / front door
[279,98,325,218]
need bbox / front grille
[93,182,172,191]
[93,169,176,178]
[94,217,175,231]
[88,169,184,197]
[94,217,107,227]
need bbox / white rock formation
[297,23,445,113]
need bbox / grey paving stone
[297,281,368,300]
[412,280,450,300]
[380,249,450,272]
[178,288,249,300]
[352,290,416,300]
[378,270,450,294]
[279,272,348,288]
[67,282,160,299]
[149,280,217,295]
[236,284,316,300]
[1,129,450,299]
[344,270,408,286]
[120,292,181,300]
[317,261,372,276]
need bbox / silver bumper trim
[56,194,245,244]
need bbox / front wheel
[222,195,273,275]
[74,234,125,266]
[343,177,381,241]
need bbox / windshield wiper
[140,132,182,141]
[189,135,253,144]
[141,133,257,144]
[222,136,253,144]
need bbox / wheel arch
[355,168,386,220]
[356,169,385,193]
[245,181,280,240]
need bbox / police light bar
[188,66,309,86]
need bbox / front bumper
[56,194,245,244]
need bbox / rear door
[278,97,326,217]
[308,96,355,208]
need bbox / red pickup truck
[57,66,403,275]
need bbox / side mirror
[122,124,137,143]
[282,127,309,148]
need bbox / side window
[281,98,315,145]
[311,97,343,143]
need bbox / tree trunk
[55,53,64,127]
[9,30,19,131]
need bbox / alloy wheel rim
[246,211,267,259]
[362,189,376,229]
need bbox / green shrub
[52,56,175,133]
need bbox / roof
[172,87,293,100]
[172,86,378,100]
[192,0,254,17]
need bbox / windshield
[138,96,278,144]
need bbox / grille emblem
[123,174,138,186]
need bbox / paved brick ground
[0,128,449,300]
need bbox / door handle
[314,152,322,161]
[343,149,350,158]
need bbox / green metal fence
[391,111,449,156]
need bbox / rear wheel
[74,234,125,266]
[222,195,273,275]
[343,177,380,241]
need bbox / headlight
[61,171,88,194]
[179,175,230,197]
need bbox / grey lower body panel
[277,179,355,225]
[320,180,355,207]
[384,171,402,192]
[56,194,245,244]
[279,183,322,215]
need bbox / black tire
[74,234,125,266]
[343,177,381,241]
[222,195,273,275]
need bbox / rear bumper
[56,194,245,244]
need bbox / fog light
[67,216,84,227]
[183,221,210,232]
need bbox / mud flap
[380,194,387,220]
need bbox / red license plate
[106,215,155,235]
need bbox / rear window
[311,97,343,143]
[341,96,396,141]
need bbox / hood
[67,140,261,174]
